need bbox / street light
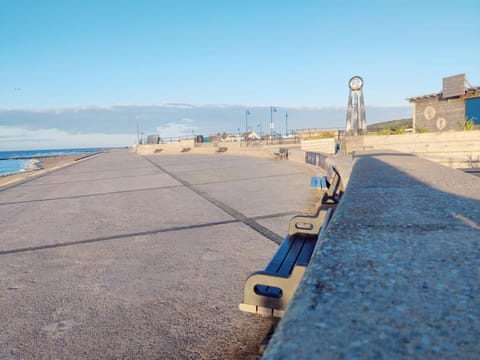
[270,106,277,139]
[285,112,288,136]
[245,109,251,133]
[136,115,140,145]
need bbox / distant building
[146,134,160,144]
[245,131,260,140]
[407,74,480,132]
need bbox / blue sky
[1,0,479,149]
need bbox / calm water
[0,148,105,177]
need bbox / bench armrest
[239,266,307,317]
[288,208,328,236]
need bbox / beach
[0,155,88,188]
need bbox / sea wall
[263,150,480,359]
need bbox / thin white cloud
[0,126,134,150]
[156,119,198,139]
[0,102,411,113]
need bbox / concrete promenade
[264,151,480,359]
[0,149,322,359]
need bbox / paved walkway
[264,150,480,359]
[0,149,321,359]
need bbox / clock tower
[345,76,367,135]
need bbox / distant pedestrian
[335,143,341,154]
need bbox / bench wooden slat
[275,237,307,276]
[257,236,304,298]
[263,236,293,273]
[256,237,299,298]
[258,235,315,298]
[295,237,317,266]
[310,176,328,189]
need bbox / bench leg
[239,266,306,317]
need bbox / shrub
[310,131,336,139]
[415,127,429,133]
[377,126,408,135]
[458,117,475,131]
[392,126,407,134]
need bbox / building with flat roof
[407,74,480,132]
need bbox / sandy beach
[0,155,89,188]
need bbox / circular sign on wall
[436,117,446,130]
[424,106,436,120]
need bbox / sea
[0,148,106,177]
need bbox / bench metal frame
[322,166,342,204]
[239,207,333,317]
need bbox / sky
[1,0,479,149]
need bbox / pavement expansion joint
[143,156,283,244]
[0,184,184,206]
[180,171,303,187]
[18,173,158,188]
[0,219,240,256]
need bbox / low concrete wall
[344,130,480,168]
[263,150,480,359]
[301,138,336,154]
[134,141,302,159]
[134,139,195,155]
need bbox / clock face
[349,76,363,90]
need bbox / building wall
[344,131,480,168]
[414,98,465,131]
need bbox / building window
[466,98,480,125]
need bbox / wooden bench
[321,166,342,204]
[274,148,289,159]
[154,149,163,153]
[215,146,228,153]
[289,167,342,238]
[181,147,191,152]
[239,207,333,317]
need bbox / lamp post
[270,106,277,139]
[136,115,140,145]
[285,112,288,136]
[245,109,251,133]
